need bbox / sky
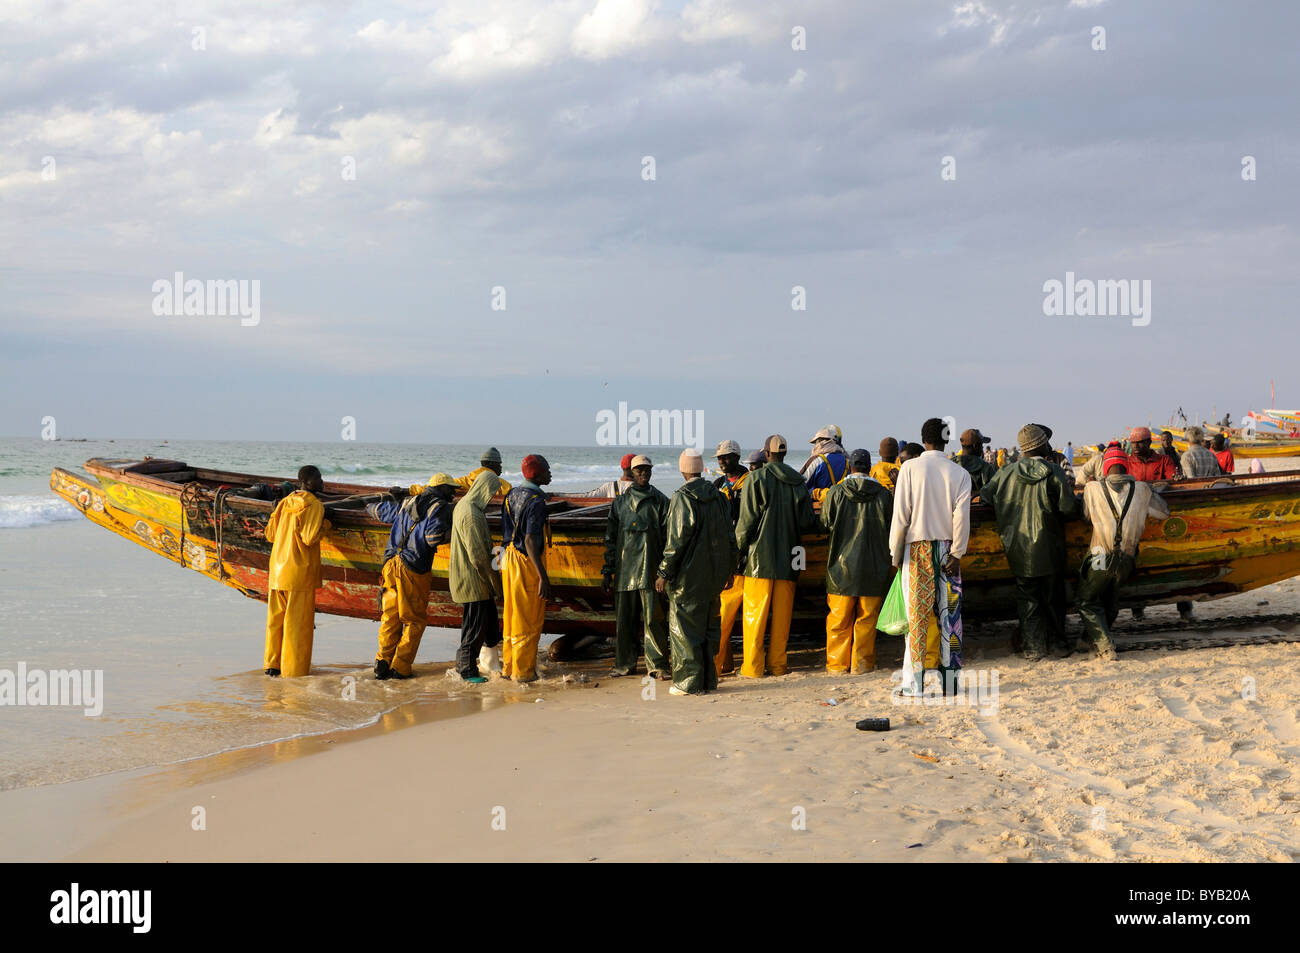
[2,0,1297,452]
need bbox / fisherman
[735,434,817,678]
[899,442,925,464]
[455,447,511,495]
[1156,430,1184,478]
[500,454,553,683]
[996,447,1007,469]
[581,453,636,497]
[820,449,894,674]
[1125,427,1177,482]
[979,424,1081,661]
[263,466,332,677]
[654,449,738,695]
[712,440,750,675]
[871,438,902,492]
[1211,434,1235,475]
[957,428,997,496]
[745,449,766,472]
[1180,426,1222,478]
[601,455,672,679]
[448,469,504,683]
[889,419,971,697]
[367,474,456,679]
[801,426,848,495]
[1078,447,1171,659]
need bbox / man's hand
[601,571,613,594]
[942,554,961,576]
[388,485,407,503]
[537,577,552,601]
[654,576,667,595]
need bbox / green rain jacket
[448,469,501,604]
[958,454,998,496]
[819,476,894,598]
[979,456,1082,578]
[734,461,817,581]
[657,478,738,612]
[601,483,671,591]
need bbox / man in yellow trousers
[500,454,552,683]
[734,435,817,678]
[819,450,894,673]
[264,466,331,677]
[710,439,749,676]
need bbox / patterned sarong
[900,539,963,695]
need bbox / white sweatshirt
[889,450,972,564]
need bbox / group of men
[261,416,1185,695]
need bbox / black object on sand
[855,717,890,732]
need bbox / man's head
[1212,433,1226,451]
[960,428,990,455]
[879,437,899,463]
[620,452,636,480]
[764,434,787,463]
[521,454,551,487]
[921,417,947,450]
[899,442,925,463]
[678,448,703,481]
[745,449,766,471]
[1184,425,1205,446]
[1102,444,1129,477]
[1017,423,1051,458]
[480,447,503,476]
[715,439,742,474]
[810,426,837,445]
[1159,430,1175,449]
[1129,426,1152,457]
[298,465,323,494]
[426,472,458,501]
[630,454,653,487]
[848,449,872,474]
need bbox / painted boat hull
[51,458,1300,636]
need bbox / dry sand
[3,577,1297,863]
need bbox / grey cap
[715,439,742,457]
[480,447,502,465]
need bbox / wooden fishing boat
[1164,427,1300,459]
[50,458,1300,636]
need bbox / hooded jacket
[957,453,997,496]
[735,461,818,581]
[602,482,671,591]
[449,470,502,604]
[366,488,453,575]
[657,478,738,613]
[265,490,331,591]
[979,456,1081,577]
[819,475,894,597]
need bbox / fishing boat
[1164,427,1300,458]
[50,457,1300,636]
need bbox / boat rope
[178,482,206,569]
[212,486,234,581]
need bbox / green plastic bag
[877,571,907,636]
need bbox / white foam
[0,496,80,529]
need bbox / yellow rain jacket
[265,491,330,591]
[454,467,511,495]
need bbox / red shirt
[1126,452,1176,482]
[1214,449,1234,474]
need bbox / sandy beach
[4,576,1297,863]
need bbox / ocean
[0,437,691,791]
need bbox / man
[602,455,672,679]
[1078,447,1171,659]
[264,466,332,677]
[1079,443,1109,484]
[820,449,893,674]
[655,450,737,695]
[957,428,997,496]
[582,453,636,497]
[712,440,751,675]
[980,424,1081,661]
[449,469,504,683]
[871,438,902,492]
[1180,426,1222,478]
[889,420,970,697]
[735,434,817,678]
[1156,429,1184,477]
[1212,434,1235,475]
[745,449,766,472]
[899,442,925,464]
[367,474,456,679]
[1125,427,1177,482]
[801,426,848,494]
[500,454,553,683]
[455,447,511,495]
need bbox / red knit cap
[620,452,636,470]
[1103,443,1129,475]
[521,454,548,481]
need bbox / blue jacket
[805,451,847,491]
[367,495,452,574]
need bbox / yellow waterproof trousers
[501,546,545,681]
[825,594,883,674]
[376,559,432,676]
[715,574,744,675]
[265,588,316,677]
[741,577,795,678]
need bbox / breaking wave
[0,496,79,529]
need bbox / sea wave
[0,496,79,529]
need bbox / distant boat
[1165,427,1300,458]
[50,457,1300,636]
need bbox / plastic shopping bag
[877,571,907,636]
